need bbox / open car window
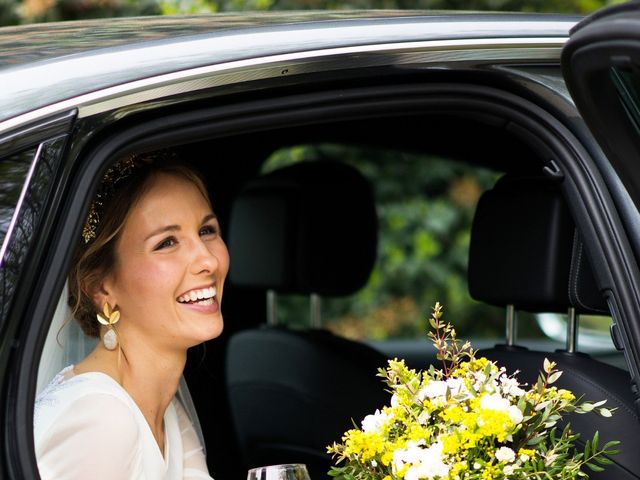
[243,143,622,370]
[260,143,509,341]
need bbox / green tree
[0,0,19,25]
[0,0,625,26]
[22,0,159,23]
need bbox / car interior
[35,76,639,479]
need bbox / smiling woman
[33,152,227,479]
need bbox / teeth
[178,286,217,303]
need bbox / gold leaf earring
[97,302,120,350]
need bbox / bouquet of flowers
[328,303,620,480]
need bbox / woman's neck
[74,340,186,454]
[121,341,185,428]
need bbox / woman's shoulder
[34,367,145,479]
[34,365,138,438]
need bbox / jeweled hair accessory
[81,156,139,243]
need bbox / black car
[2,3,640,479]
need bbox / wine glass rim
[248,463,307,471]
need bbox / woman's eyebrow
[145,214,217,241]
[145,224,180,242]
[201,213,217,224]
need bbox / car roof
[0,12,579,130]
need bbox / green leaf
[585,462,605,472]
[584,439,591,459]
[528,435,546,445]
[603,440,621,450]
[548,371,563,384]
[599,408,613,418]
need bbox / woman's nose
[191,239,219,275]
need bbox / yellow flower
[343,430,386,461]
[381,451,394,466]
[440,405,466,424]
[481,464,499,479]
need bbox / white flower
[480,393,510,412]
[496,447,516,463]
[503,465,517,475]
[392,443,420,471]
[472,372,488,392]
[479,393,523,425]
[446,378,469,398]
[361,409,388,433]
[508,405,523,424]
[394,443,450,480]
[420,380,448,399]
[391,393,400,407]
[500,375,525,397]
[417,409,431,425]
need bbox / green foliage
[0,0,19,26]
[160,0,218,14]
[0,0,623,27]
[159,0,620,13]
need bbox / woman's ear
[91,274,116,311]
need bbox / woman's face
[102,172,229,352]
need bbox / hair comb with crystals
[81,156,139,243]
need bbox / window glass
[0,136,66,329]
[261,144,545,342]
[611,66,640,136]
[0,147,37,248]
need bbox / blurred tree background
[0,0,621,341]
[262,145,505,340]
[0,0,623,27]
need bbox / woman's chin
[187,314,224,347]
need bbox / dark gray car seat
[468,174,640,480]
[225,161,389,479]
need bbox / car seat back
[226,161,388,479]
[468,174,640,479]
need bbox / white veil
[36,282,207,453]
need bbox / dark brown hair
[68,153,209,337]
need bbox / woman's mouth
[177,286,219,313]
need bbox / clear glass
[0,146,37,247]
[247,464,311,480]
[611,67,640,136]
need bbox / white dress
[34,365,214,480]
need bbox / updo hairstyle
[68,152,210,337]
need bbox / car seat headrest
[228,161,377,296]
[468,174,607,314]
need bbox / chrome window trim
[0,36,565,136]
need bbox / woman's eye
[155,236,177,250]
[199,225,218,237]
